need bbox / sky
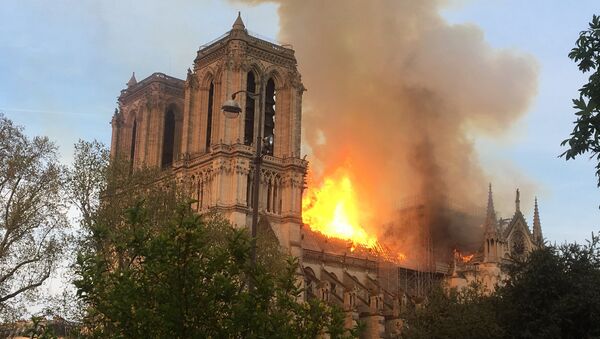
[0,0,599,245]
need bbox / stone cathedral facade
[109,15,543,338]
[448,186,544,292]
[110,14,306,260]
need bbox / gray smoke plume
[240,0,539,259]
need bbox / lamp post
[222,87,271,268]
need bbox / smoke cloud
[242,0,538,259]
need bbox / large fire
[302,169,379,251]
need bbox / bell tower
[110,13,307,258]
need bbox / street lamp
[221,88,268,269]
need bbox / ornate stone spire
[484,183,498,235]
[483,184,501,263]
[232,11,245,31]
[515,188,521,214]
[533,197,543,245]
[127,72,137,87]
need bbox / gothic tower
[110,13,307,258]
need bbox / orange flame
[454,249,474,263]
[302,169,379,250]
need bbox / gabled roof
[503,210,533,240]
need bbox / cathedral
[448,185,543,292]
[109,14,543,338]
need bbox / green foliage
[561,14,600,186]
[403,235,600,338]
[402,282,503,339]
[70,152,350,338]
[496,235,600,338]
[67,140,109,230]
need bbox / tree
[0,114,67,318]
[496,237,600,338]
[402,283,504,339]
[70,147,352,338]
[561,14,600,186]
[66,140,109,230]
[75,200,350,338]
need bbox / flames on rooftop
[301,165,486,268]
[302,166,407,264]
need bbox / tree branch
[0,267,51,303]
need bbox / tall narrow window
[196,181,201,211]
[162,109,176,168]
[273,181,278,214]
[206,82,214,150]
[264,78,276,155]
[130,119,137,162]
[199,181,204,210]
[267,180,272,212]
[244,72,256,145]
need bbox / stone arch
[124,107,140,126]
[201,70,215,88]
[304,266,316,279]
[246,62,265,80]
[263,66,285,89]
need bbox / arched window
[264,78,276,155]
[206,82,214,150]
[244,72,256,146]
[130,119,137,162]
[162,108,176,168]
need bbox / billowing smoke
[242,0,538,260]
